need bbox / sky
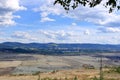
[0,0,120,44]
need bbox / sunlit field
[0,53,119,80]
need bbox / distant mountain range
[0,42,120,55]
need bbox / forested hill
[0,42,120,55]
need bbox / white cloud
[9,30,77,43]
[37,29,104,43]
[33,0,120,27]
[31,0,120,44]
[98,27,120,33]
[0,0,26,26]
[39,10,55,22]
[12,31,37,41]
[66,5,120,27]
[33,0,64,15]
[71,23,77,26]
[40,17,55,22]
[33,0,65,22]
[0,28,120,44]
[38,30,74,41]
[84,30,90,35]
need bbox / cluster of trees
[110,66,120,73]
[1,47,120,55]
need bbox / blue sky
[0,0,120,44]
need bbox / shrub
[115,66,120,73]
[73,76,78,80]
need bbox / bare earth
[0,53,119,80]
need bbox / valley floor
[0,53,119,80]
[0,68,120,80]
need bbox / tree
[54,0,120,13]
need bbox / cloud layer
[98,27,120,33]
[0,0,120,44]
[12,31,37,41]
[33,0,120,28]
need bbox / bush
[73,76,78,80]
[109,66,120,73]
[33,71,41,75]
[91,76,99,80]
[115,66,120,73]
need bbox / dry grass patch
[0,61,22,68]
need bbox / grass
[0,68,119,80]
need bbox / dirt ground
[0,53,119,80]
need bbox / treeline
[0,42,120,55]
[0,47,120,55]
